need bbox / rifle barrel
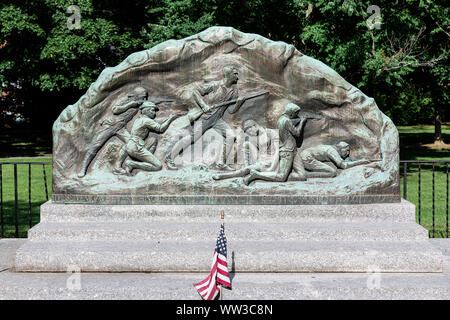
[155,99,175,104]
[211,91,269,109]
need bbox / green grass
[398,125,450,160]
[0,129,53,238]
[398,125,449,238]
[0,158,52,238]
[0,125,449,238]
[400,162,449,238]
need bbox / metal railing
[0,161,52,238]
[400,160,449,238]
[0,160,449,238]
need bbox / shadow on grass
[0,127,448,238]
[399,130,450,160]
[1,200,43,238]
[0,130,52,158]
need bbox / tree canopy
[0,0,448,130]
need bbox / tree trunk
[434,106,443,143]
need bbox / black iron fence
[0,160,449,238]
[400,160,449,238]
[0,161,52,238]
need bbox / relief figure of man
[165,65,246,170]
[212,119,278,181]
[243,103,307,185]
[113,102,177,175]
[77,86,148,178]
[300,142,372,178]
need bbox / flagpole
[219,210,224,300]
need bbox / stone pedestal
[14,200,442,273]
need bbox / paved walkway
[1,239,449,300]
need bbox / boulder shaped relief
[52,27,399,204]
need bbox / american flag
[194,223,231,300]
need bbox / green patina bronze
[51,27,400,205]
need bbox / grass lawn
[398,125,449,237]
[400,162,449,238]
[0,158,52,238]
[0,125,449,238]
[397,125,450,160]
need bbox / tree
[0,0,448,136]
[292,0,448,142]
[131,0,450,139]
[0,0,148,128]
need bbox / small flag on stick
[194,211,231,300]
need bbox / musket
[200,91,269,130]
[210,91,269,110]
[292,113,323,125]
[165,91,267,113]
[346,158,382,163]
[153,98,175,105]
[158,91,268,109]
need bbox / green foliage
[0,0,448,129]
[0,0,146,91]
[142,0,216,48]
[293,0,449,125]
[0,0,148,127]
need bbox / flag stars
[216,227,227,256]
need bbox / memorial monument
[15,27,442,273]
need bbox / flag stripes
[194,223,231,300]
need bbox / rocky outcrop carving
[52,27,399,205]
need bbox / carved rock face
[52,27,399,205]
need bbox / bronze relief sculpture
[51,27,399,205]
